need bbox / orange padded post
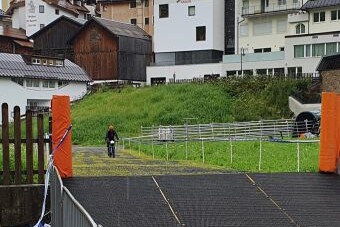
[319,92,337,173]
[51,95,73,178]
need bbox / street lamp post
[240,48,245,77]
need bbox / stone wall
[0,185,48,226]
[321,70,340,92]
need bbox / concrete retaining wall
[0,185,47,226]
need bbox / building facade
[30,16,86,61]
[71,17,152,82]
[0,26,32,55]
[154,0,225,66]
[99,0,154,37]
[147,0,340,84]
[7,0,95,37]
[0,53,90,122]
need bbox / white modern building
[0,53,90,122]
[7,0,95,37]
[149,0,225,84]
[147,0,340,84]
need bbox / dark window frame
[159,4,169,18]
[39,5,44,13]
[130,18,137,25]
[196,26,206,41]
[188,6,195,16]
[130,1,136,8]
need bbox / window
[130,1,136,8]
[27,79,40,88]
[331,10,340,20]
[43,81,48,88]
[49,81,55,88]
[306,44,311,57]
[40,24,45,29]
[145,0,149,7]
[188,6,195,16]
[32,58,41,64]
[196,26,206,41]
[58,81,69,87]
[145,17,149,25]
[294,45,304,58]
[280,47,285,51]
[56,60,63,66]
[254,48,271,53]
[159,4,168,18]
[326,43,337,55]
[256,69,267,75]
[55,9,59,15]
[312,43,325,56]
[278,0,286,5]
[11,78,24,86]
[313,12,325,22]
[42,59,47,65]
[240,24,248,37]
[130,18,137,25]
[39,5,44,13]
[296,23,305,34]
[49,59,54,65]
[253,18,272,35]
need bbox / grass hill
[71,76,312,145]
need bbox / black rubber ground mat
[63,176,179,227]
[155,174,295,227]
[249,173,340,227]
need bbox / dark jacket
[106,129,119,146]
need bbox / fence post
[259,120,263,171]
[139,139,141,156]
[201,139,205,163]
[185,124,188,160]
[166,141,168,161]
[2,103,10,185]
[152,137,155,160]
[26,110,34,184]
[129,139,131,153]
[49,116,52,154]
[229,125,233,165]
[297,141,300,172]
[37,114,45,184]
[14,106,22,185]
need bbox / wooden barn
[29,16,86,61]
[70,17,152,82]
[0,26,32,55]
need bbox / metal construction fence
[51,166,99,227]
[122,119,320,172]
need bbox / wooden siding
[0,37,32,55]
[73,21,118,80]
[33,19,82,61]
[118,36,152,81]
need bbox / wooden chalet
[29,16,86,61]
[70,17,152,82]
[0,26,32,55]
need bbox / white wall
[12,7,26,30]
[26,0,74,37]
[285,33,340,73]
[154,0,224,53]
[0,78,88,122]
[146,63,222,84]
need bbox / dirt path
[72,146,231,176]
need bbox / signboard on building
[26,0,38,36]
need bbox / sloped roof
[0,9,9,17]
[0,26,28,40]
[317,54,340,71]
[7,0,90,15]
[92,17,151,40]
[301,0,340,10]
[29,15,86,39]
[0,53,90,82]
[13,40,33,48]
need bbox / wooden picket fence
[0,103,51,185]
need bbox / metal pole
[186,123,188,160]
[201,139,205,163]
[297,141,300,172]
[166,141,168,161]
[122,139,125,150]
[259,120,263,171]
[139,140,141,156]
[152,138,155,160]
[229,125,233,165]
[129,139,131,153]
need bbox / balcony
[223,51,285,64]
[242,1,303,17]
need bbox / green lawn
[127,140,319,173]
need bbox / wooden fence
[1,103,51,185]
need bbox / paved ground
[63,147,340,227]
